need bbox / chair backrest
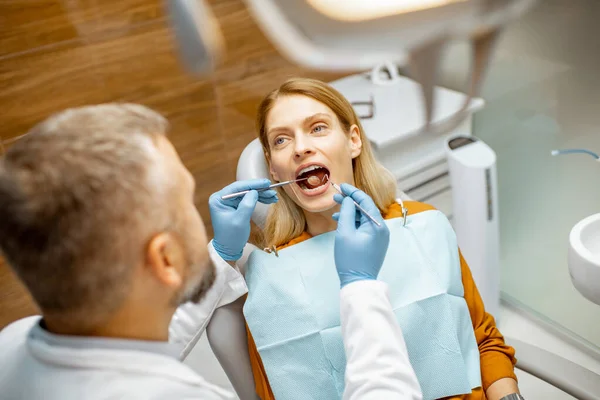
[236,138,271,230]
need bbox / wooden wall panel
[90,22,211,115]
[0,1,85,55]
[0,39,109,141]
[81,0,163,37]
[0,0,163,56]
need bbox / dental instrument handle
[353,201,382,227]
[331,182,381,227]
[221,178,307,200]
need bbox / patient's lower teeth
[300,181,328,193]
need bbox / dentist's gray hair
[0,103,170,330]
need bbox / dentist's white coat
[0,242,422,400]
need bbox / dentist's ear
[146,232,185,290]
[349,125,362,158]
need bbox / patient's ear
[349,125,362,158]
[146,232,185,290]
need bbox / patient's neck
[304,207,339,237]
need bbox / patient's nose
[294,137,315,159]
[294,148,314,159]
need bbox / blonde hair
[256,78,397,247]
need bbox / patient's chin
[297,196,337,214]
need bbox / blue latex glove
[209,179,278,261]
[332,183,390,288]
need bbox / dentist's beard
[173,259,217,306]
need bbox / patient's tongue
[303,168,328,189]
[307,176,321,186]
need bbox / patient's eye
[312,124,327,134]
[274,136,287,146]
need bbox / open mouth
[295,164,330,194]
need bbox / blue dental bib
[244,210,481,399]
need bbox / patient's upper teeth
[298,165,322,176]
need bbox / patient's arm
[486,377,520,399]
[459,251,520,395]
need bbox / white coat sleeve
[168,240,249,358]
[341,280,423,400]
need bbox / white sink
[568,213,600,306]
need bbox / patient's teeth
[298,165,324,176]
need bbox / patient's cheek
[270,163,287,181]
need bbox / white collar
[30,320,181,359]
[26,318,233,398]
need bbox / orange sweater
[246,201,517,400]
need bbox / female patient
[244,78,519,400]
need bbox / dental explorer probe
[330,182,382,227]
[220,177,313,200]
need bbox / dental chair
[205,138,600,400]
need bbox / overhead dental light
[304,0,470,22]
[167,0,538,135]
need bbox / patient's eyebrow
[303,113,331,126]
[266,125,289,138]
[267,113,332,137]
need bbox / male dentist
[0,103,421,399]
